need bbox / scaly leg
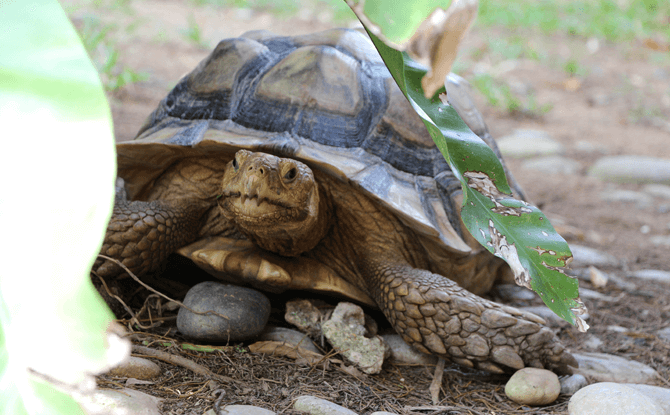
[94,198,212,278]
[368,262,577,374]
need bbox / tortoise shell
[117,28,516,264]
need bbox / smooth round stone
[497,129,564,158]
[108,356,161,380]
[569,245,619,268]
[76,388,162,415]
[628,269,670,285]
[589,156,670,184]
[560,374,588,395]
[294,395,358,415]
[204,405,276,415]
[521,156,581,175]
[643,184,670,199]
[624,384,670,414]
[177,281,270,342]
[598,189,653,208]
[572,352,660,384]
[381,334,438,365]
[568,383,664,415]
[259,326,320,354]
[505,367,560,406]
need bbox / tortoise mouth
[220,191,304,222]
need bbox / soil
[64,0,670,414]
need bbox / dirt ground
[64,0,670,413]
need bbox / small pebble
[108,356,161,380]
[582,335,603,350]
[381,334,438,365]
[569,245,619,268]
[651,235,670,246]
[497,129,564,158]
[76,388,162,415]
[568,383,664,415]
[628,269,670,285]
[294,395,358,415]
[203,405,275,415]
[177,281,270,342]
[260,326,320,354]
[521,156,581,175]
[572,352,660,384]
[657,327,670,342]
[285,299,325,338]
[589,155,670,184]
[598,189,653,209]
[588,266,608,288]
[505,367,560,406]
[321,303,389,374]
[560,374,588,395]
[643,183,670,199]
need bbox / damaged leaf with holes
[364,30,588,331]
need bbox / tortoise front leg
[94,198,212,278]
[367,262,577,374]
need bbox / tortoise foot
[374,265,576,374]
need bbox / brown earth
[64,0,670,414]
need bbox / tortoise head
[218,150,331,256]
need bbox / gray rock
[497,129,565,158]
[643,184,670,199]
[574,140,609,154]
[505,368,561,406]
[521,156,581,175]
[589,156,670,184]
[77,388,162,415]
[578,288,617,302]
[651,235,670,247]
[599,189,653,209]
[321,303,389,374]
[260,326,320,354]
[572,352,660,384]
[582,335,603,350]
[204,406,275,415]
[381,334,438,365]
[285,299,325,338]
[177,282,270,342]
[568,383,664,415]
[108,356,161,380]
[494,284,536,301]
[658,327,670,342]
[569,245,619,268]
[624,384,670,414]
[629,269,670,285]
[560,374,588,395]
[293,395,358,415]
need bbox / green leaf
[366,30,587,330]
[0,1,127,413]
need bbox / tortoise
[95,28,576,374]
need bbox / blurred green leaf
[0,1,126,413]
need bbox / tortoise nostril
[259,167,265,175]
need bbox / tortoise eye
[284,167,297,182]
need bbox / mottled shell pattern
[117,28,514,259]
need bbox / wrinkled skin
[95,150,577,375]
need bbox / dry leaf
[248,341,327,367]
